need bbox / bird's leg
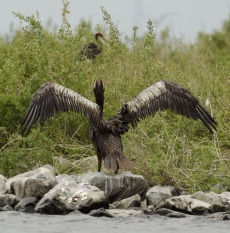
[114,160,119,174]
[97,156,102,172]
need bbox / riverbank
[1,164,230,221]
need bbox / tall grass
[0,1,229,193]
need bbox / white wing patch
[126,81,167,113]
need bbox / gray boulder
[0,205,14,211]
[112,194,141,209]
[14,197,39,213]
[0,175,7,193]
[4,164,57,199]
[189,196,212,215]
[156,195,212,215]
[107,208,148,218]
[219,192,230,200]
[211,195,230,213]
[154,208,187,218]
[56,174,70,183]
[191,191,230,213]
[72,172,149,202]
[0,193,19,208]
[88,208,114,218]
[146,185,177,207]
[140,201,153,214]
[191,191,214,204]
[89,207,148,218]
[35,176,109,214]
[208,211,230,221]
[211,183,226,192]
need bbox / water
[1,211,229,233]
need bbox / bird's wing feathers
[112,80,217,133]
[21,82,101,135]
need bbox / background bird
[21,79,217,174]
[79,32,107,60]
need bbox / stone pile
[0,164,230,220]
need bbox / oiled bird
[79,32,107,60]
[21,80,217,174]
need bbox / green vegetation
[0,1,229,193]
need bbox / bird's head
[94,79,105,109]
[94,79,105,95]
[95,32,107,42]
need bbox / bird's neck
[97,38,103,50]
[95,92,104,113]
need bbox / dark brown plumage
[21,80,217,174]
[79,33,107,60]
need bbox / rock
[0,175,7,193]
[191,191,214,205]
[219,192,230,199]
[88,208,114,218]
[14,197,39,213]
[140,201,153,215]
[156,195,212,215]
[35,176,109,214]
[180,190,189,195]
[166,212,187,218]
[208,211,230,220]
[109,203,116,209]
[154,208,187,218]
[71,172,149,202]
[147,192,165,208]
[189,197,212,215]
[4,165,57,199]
[192,191,230,213]
[107,208,148,218]
[67,209,84,216]
[112,194,141,209]
[154,207,175,215]
[0,205,14,211]
[148,205,155,211]
[206,192,219,198]
[211,196,230,213]
[0,194,19,208]
[211,183,226,192]
[146,185,177,207]
[56,174,70,183]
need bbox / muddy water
[1,211,229,233]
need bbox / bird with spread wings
[21,79,217,174]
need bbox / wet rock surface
[112,194,141,209]
[0,164,230,220]
[0,174,7,194]
[14,197,39,213]
[146,185,178,207]
[0,193,19,208]
[4,165,57,199]
[35,176,109,214]
[71,172,149,202]
[154,208,187,218]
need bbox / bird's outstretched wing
[110,80,217,133]
[21,82,101,135]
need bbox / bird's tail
[104,155,133,173]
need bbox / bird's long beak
[101,36,108,42]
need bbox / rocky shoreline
[0,164,230,220]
